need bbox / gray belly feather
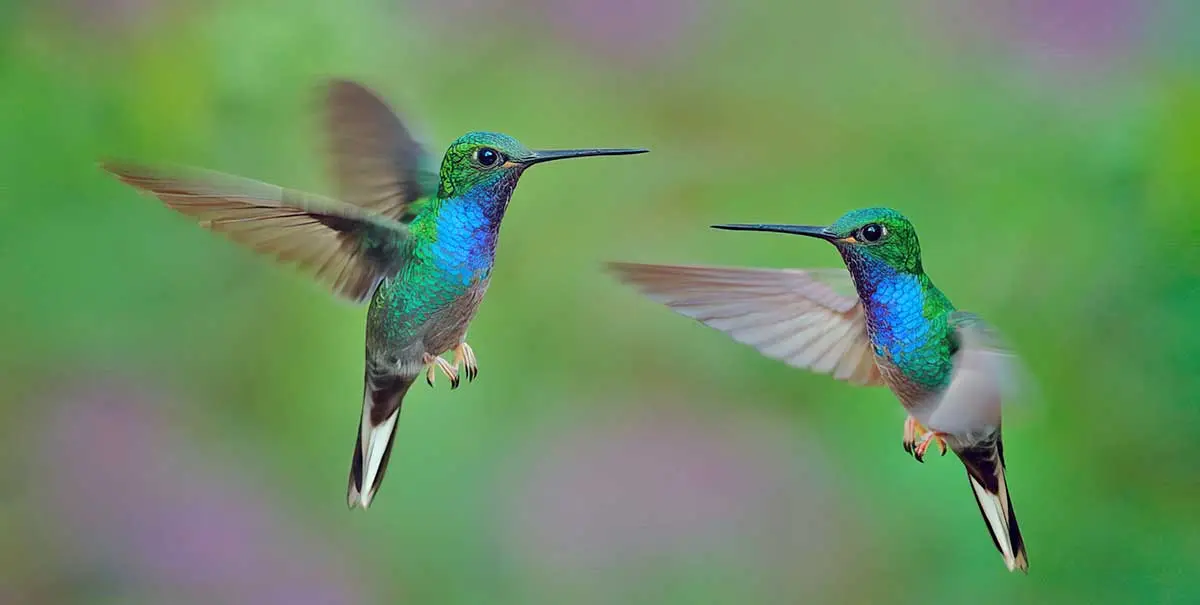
[365,278,491,378]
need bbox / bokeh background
[1,0,1198,603]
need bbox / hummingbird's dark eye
[474,147,501,167]
[860,223,885,242]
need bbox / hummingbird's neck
[842,252,956,391]
[838,248,929,303]
[413,183,517,281]
[841,251,952,356]
[433,173,518,227]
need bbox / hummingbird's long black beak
[522,148,649,166]
[711,223,838,241]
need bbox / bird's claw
[902,415,921,460]
[452,342,479,383]
[913,431,948,462]
[421,345,477,390]
[903,416,947,463]
[423,354,459,389]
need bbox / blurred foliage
[0,0,1197,603]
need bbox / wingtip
[603,260,647,281]
[324,77,375,97]
[604,260,636,273]
[97,159,164,186]
[97,160,149,191]
[97,158,130,177]
[322,77,397,121]
[604,261,677,289]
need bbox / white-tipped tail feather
[360,410,399,503]
[348,406,401,509]
[964,461,1028,573]
[348,373,413,509]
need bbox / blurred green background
[1,0,1198,603]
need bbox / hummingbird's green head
[712,207,924,274]
[436,131,647,199]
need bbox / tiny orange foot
[903,415,947,463]
[913,430,948,462]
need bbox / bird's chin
[833,244,863,269]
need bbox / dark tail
[347,372,414,509]
[958,437,1028,573]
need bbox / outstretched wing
[102,161,410,303]
[608,262,882,386]
[322,79,440,224]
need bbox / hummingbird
[102,79,647,509]
[608,207,1029,572]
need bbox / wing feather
[919,312,1029,439]
[608,262,883,386]
[102,161,410,303]
[322,79,439,223]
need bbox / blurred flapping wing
[919,311,1026,442]
[322,79,439,224]
[102,162,410,303]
